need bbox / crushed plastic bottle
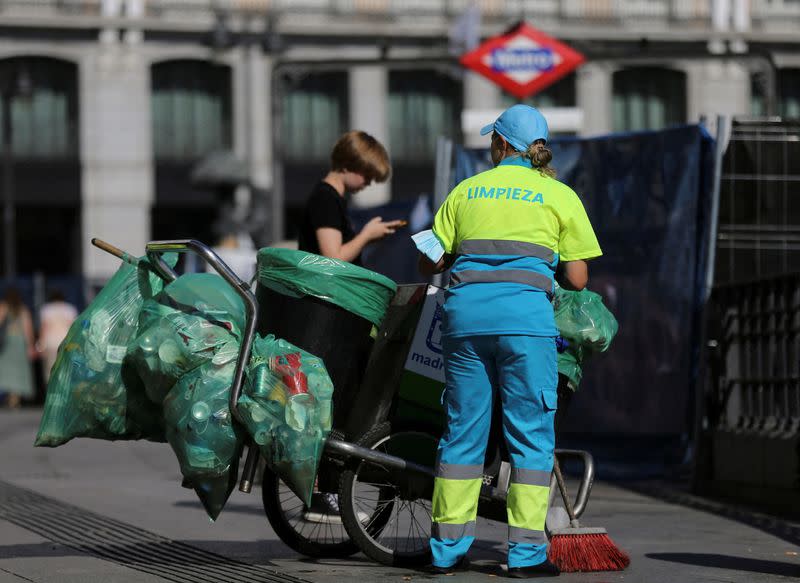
[285,393,314,431]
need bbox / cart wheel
[339,422,436,567]
[261,465,359,558]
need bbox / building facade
[0,0,798,282]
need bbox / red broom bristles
[547,532,630,572]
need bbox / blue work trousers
[430,334,558,568]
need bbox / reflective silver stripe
[450,269,552,292]
[457,239,555,262]
[436,463,484,480]
[432,521,477,540]
[508,526,547,545]
[510,468,551,487]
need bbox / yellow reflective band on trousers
[506,483,550,533]
[432,477,482,526]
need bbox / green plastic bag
[162,361,244,520]
[125,298,239,406]
[557,346,585,390]
[35,257,175,447]
[238,334,334,506]
[256,248,397,327]
[554,286,618,391]
[125,272,247,519]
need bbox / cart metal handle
[144,239,258,427]
[553,449,595,519]
[325,438,595,519]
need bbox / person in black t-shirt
[298,130,404,265]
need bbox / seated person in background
[298,130,404,265]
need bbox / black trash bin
[255,249,396,439]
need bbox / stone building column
[80,44,153,283]
[686,59,750,123]
[576,62,613,136]
[462,71,502,148]
[348,66,390,207]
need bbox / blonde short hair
[330,130,391,183]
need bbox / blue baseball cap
[480,104,549,151]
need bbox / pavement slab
[2,409,799,582]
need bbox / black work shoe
[430,556,470,575]
[507,559,560,578]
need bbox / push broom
[547,456,630,572]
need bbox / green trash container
[255,248,396,438]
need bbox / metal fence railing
[715,119,800,285]
[710,273,800,432]
[700,272,800,502]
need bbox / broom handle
[553,456,577,523]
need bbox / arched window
[389,70,461,162]
[612,67,686,132]
[151,60,232,161]
[0,57,78,158]
[282,72,348,162]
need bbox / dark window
[502,72,577,108]
[612,67,686,132]
[778,68,800,118]
[151,60,232,161]
[751,68,800,118]
[282,71,348,162]
[0,57,79,158]
[389,70,462,163]
[0,57,81,276]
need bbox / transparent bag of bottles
[238,334,334,506]
[125,298,240,406]
[553,285,619,391]
[163,361,244,520]
[35,256,175,447]
[126,272,247,519]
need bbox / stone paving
[1,410,798,583]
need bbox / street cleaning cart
[38,238,609,569]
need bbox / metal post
[2,89,15,278]
[704,115,732,301]
[270,69,285,244]
[690,115,732,493]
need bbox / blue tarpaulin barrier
[354,125,715,440]
[454,125,716,437]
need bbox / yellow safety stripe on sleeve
[431,477,482,525]
[506,483,550,531]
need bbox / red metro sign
[460,22,585,99]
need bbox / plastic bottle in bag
[307,371,334,430]
[285,393,315,431]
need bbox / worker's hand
[360,217,405,242]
